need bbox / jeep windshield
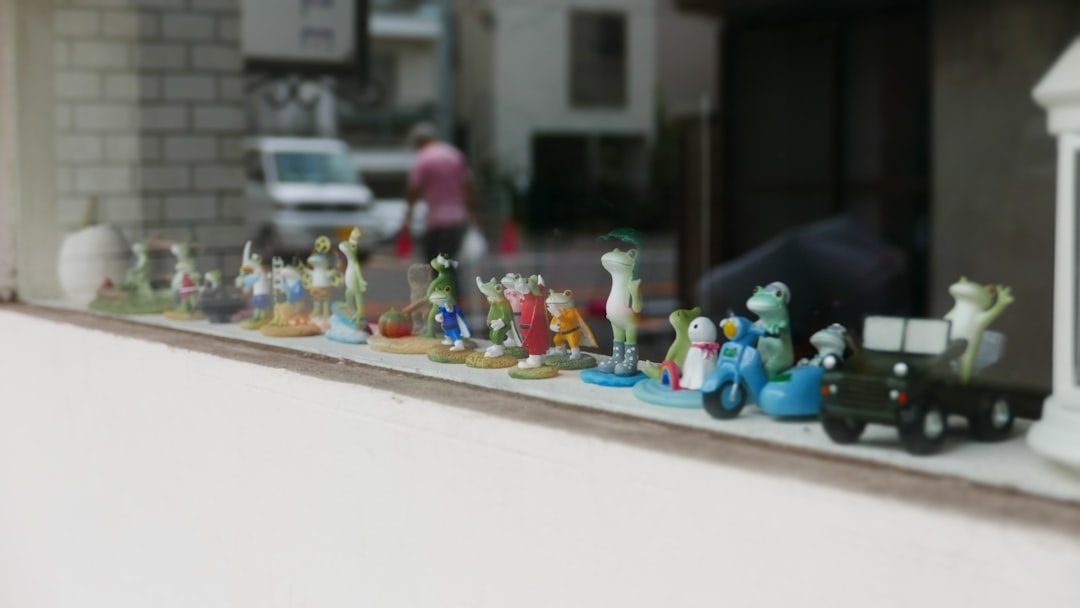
[862,316,950,356]
[273,152,362,185]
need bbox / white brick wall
[55,71,101,99]
[134,43,186,70]
[71,40,131,69]
[161,13,214,40]
[190,45,240,71]
[163,135,216,161]
[54,0,245,277]
[163,74,215,100]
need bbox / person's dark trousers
[423,222,469,309]
[423,223,469,264]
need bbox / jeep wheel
[703,381,746,420]
[969,392,1014,441]
[821,415,867,444]
[898,399,947,456]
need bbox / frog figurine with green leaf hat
[581,228,648,387]
[747,281,794,380]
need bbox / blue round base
[326,308,369,344]
[632,378,704,409]
[580,368,647,388]
[326,330,369,345]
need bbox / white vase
[57,225,132,305]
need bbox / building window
[569,11,627,108]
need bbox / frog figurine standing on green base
[163,241,204,321]
[543,289,598,370]
[427,284,474,364]
[466,276,525,369]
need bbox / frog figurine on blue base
[581,228,648,388]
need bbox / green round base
[508,365,559,380]
[503,346,529,359]
[465,352,519,369]
[427,343,475,364]
[545,353,597,370]
[88,292,173,315]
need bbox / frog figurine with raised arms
[944,277,1014,384]
[747,281,794,380]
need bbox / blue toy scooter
[701,316,770,419]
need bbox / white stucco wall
[3,307,1080,607]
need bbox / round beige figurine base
[367,335,444,354]
[163,310,204,321]
[261,324,323,338]
[240,318,270,330]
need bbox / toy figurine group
[90,226,1040,456]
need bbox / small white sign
[242,0,357,65]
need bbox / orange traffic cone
[499,216,519,254]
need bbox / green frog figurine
[746,281,793,380]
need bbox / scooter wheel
[703,380,746,420]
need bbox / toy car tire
[897,399,947,456]
[703,381,746,420]
[968,392,1015,442]
[821,415,867,445]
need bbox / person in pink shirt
[402,122,478,266]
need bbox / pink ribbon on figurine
[692,341,720,358]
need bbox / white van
[244,137,380,253]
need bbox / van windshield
[273,152,361,185]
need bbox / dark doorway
[696,1,930,333]
[530,133,649,233]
